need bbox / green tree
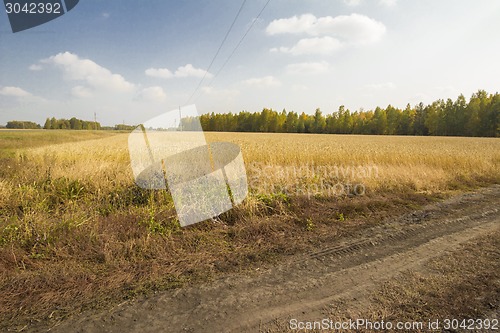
[424,101,440,136]
[50,117,57,129]
[285,111,298,133]
[398,104,415,135]
[385,105,400,135]
[372,107,387,135]
[339,107,353,134]
[43,118,51,129]
[413,102,428,135]
[313,108,326,133]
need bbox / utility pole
[94,112,97,130]
[178,106,183,131]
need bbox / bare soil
[33,185,500,333]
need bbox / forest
[183,90,499,137]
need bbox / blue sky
[1,0,499,126]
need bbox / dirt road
[45,186,500,333]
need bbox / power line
[208,0,271,88]
[185,0,247,105]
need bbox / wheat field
[10,131,500,191]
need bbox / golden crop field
[6,132,500,197]
[0,130,499,329]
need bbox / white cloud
[266,13,386,45]
[267,13,318,35]
[145,67,173,79]
[243,76,281,87]
[29,64,43,71]
[201,86,240,97]
[344,0,362,6]
[138,86,167,102]
[41,51,135,93]
[0,86,32,97]
[145,64,212,79]
[277,37,343,55]
[286,61,331,74]
[101,12,110,18]
[175,64,212,78]
[71,85,93,98]
[292,84,309,91]
[379,0,397,7]
[366,82,396,90]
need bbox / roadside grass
[0,131,499,330]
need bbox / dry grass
[0,131,499,330]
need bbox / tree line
[43,117,102,130]
[181,90,499,137]
[5,121,41,129]
[2,117,137,131]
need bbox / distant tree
[50,117,57,129]
[70,117,83,130]
[385,105,400,135]
[313,108,326,133]
[267,109,279,133]
[297,112,307,133]
[413,102,428,135]
[6,121,40,129]
[398,104,415,135]
[339,107,353,134]
[42,117,101,130]
[285,111,298,133]
[372,107,387,135]
[425,101,441,136]
[489,93,500,137]
[277,109,287,133]
[43,118,51,129]
[114,124,137,131]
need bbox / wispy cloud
[0,86,33,97]
[272,37,343,55]
[28,64,42,71]
[267,13,386,49]
[344,0,362,6]
[379,0,397,7]
[243,76,281,87]
[366,82,396,90]
[145,64,212,79]
[137,86,167,102]
[145,68,173,79]
[286,61,331,74]
[292,84,309,91]
[201,86,240,98]
[71,85,93,98]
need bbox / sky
[0,0,499,126]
